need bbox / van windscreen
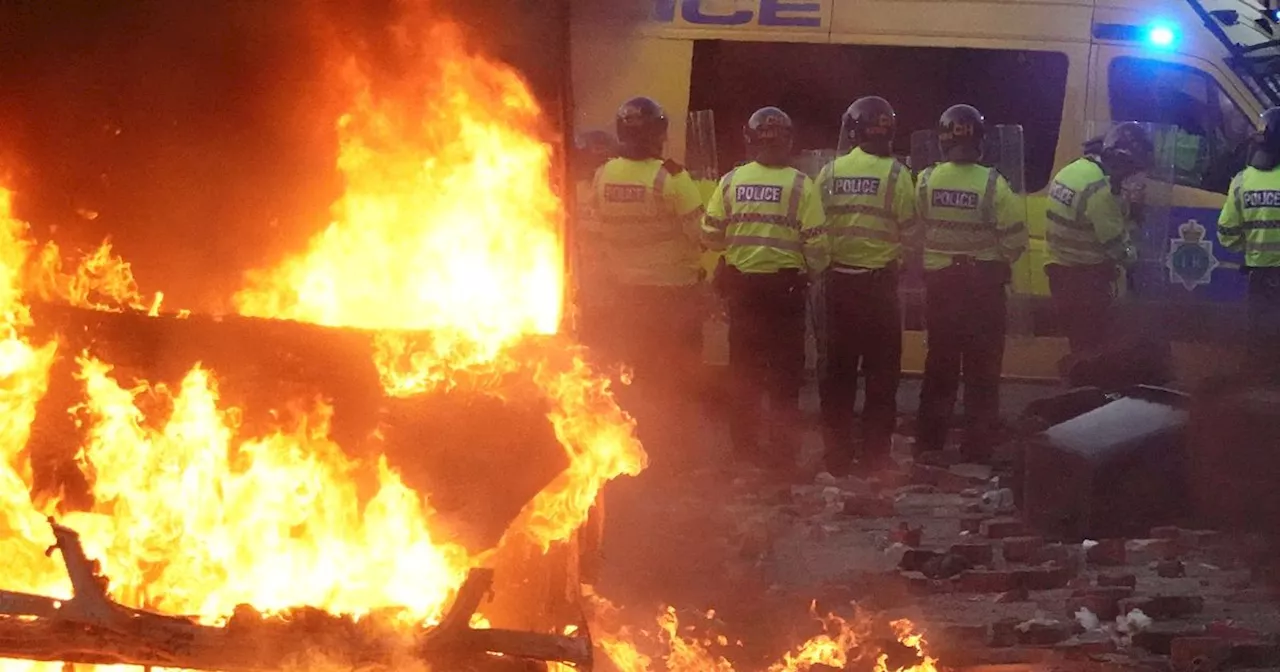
[689,41,1070,192]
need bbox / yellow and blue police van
[570,0,1280,383]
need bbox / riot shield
[685,109,720,182]
[980,125,1032,338]
[685,110,728,365]
[802,147,839,378]
[1082,121,1176,304]
[902,129,942,332]
[909,129,942,175]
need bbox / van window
[1108,57,1252,194]
[688,42,1070,192]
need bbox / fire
[0,1,642,670]
[26,239,162,315]
[233,13,565,382]
[63,354,469,620]
[594,600,940,672]
[232,0,643,548]
[0,188,60,632]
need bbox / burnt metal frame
[0,519,594,670]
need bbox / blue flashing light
[1146,24,1177,48]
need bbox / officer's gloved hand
[1119,242,1139,269]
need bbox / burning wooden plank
[0,519,593,670]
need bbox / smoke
[0,0,588,312]
[572,0,655,34]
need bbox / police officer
[703,106,829,474]
[1044,123,1153,356]
[914,104,1028,461]
[581,96,707,469]
[1219,106,1280,377]
[816,96,916,476]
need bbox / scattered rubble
[602,438,1280,672]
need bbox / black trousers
[1046,263,1115,356]
[579,284,703,471]
[724,269,807,468]
[819,266,902,473]
[918,261,1008,457]
[1248,268,1280,382]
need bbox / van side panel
[570,35,695,160]
[832,0,1094,44]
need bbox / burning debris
[0,520,591,670]
[588,596,938,672]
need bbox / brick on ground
[1087,539,1127,566]
[1170,636,1230,672]
[1098,573,1138,588]
[1126,538,1179,564]
[980,517,1026,539]
[1002,536,1046,564]
[1121,595,1205,620]
[1132,623,1209,655]
[950,542,994,567]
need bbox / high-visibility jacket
[1044,158,1132,267]
[702,162,829,274]
[816,147,917,269]
[1220,166,1280,268]
[914,162,1027,271]
[585,157,706,286]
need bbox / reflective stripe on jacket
[1220,166,1280,268]
[817,148,917,269]
[915,162,1027,271]
[587,157,706,286]
[1044,158,1130,267]
[702,162,830,274]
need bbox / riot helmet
[744,106,794,167]
[841,96,896,157]
[1250,107,1280,170]
[615,96,668,160]
[938,104,985,163]
[1099,122,1155,179]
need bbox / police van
[570,0,1280,382]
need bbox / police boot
[766,414,803,481]
[821,425,856,477]
[913,414,948,456]
[856,431,897,476]
[960,420,999,464]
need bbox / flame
[595,601,941,672]
[26,239,162,314]
[0,187,60,613]
[0,1,643,670]
[63,354,469,620]
[232,2,643,548]
[233,14,564,375]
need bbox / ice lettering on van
[1048,181,1076,208]
[931,189,979,209]
[736,184,784,203]
[651,0,822,27]
[832,177,881,196]
[603,184,649,202]
[759,0,822,27]
[1242,190,1280,209]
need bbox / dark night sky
[0,0,569,311]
